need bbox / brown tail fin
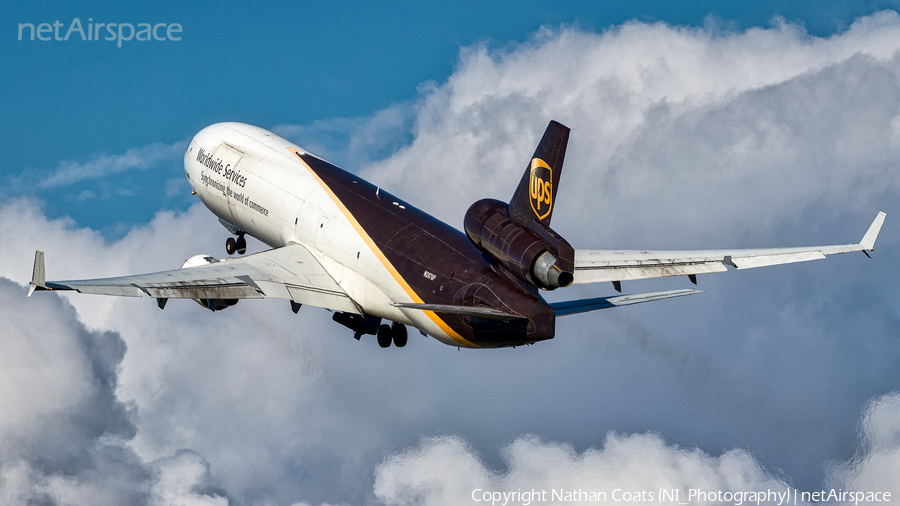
[508,120,570,228]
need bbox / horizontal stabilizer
[552,289,702,316]
[390,302,525,320]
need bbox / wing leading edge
[28,243,361,314]
[573,212,885,284]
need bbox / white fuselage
[184,122,458,345]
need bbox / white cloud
[272,103,415,171]
[0,278,230,506]
[0,277,131,467]
[374,392,900,506]
[37,140,188,189]
[0,198,435,504]
[75,189,96,201]
[827,393,900,498]
[356,11,900,245]
[150,450,229,506]
[374,434,792,506]
[3,10,900,506]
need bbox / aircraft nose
[184,127,212,192]
[183,139,196,186]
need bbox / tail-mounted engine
[464,198,574,290]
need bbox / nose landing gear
[225,234,247,255]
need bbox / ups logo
[529,158,553,220]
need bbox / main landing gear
[225,233,247,255]
[333,312,408,348]
[377,322,408,348]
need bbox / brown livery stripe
[287,147,479,348]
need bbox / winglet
[28,250,45,297]
[860,211,886,251]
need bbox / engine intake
[464,199,574,289]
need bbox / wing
[574,212,886,284]
[28,243,361,314]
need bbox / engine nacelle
[182,254,221,269]
[464,199,574,289]
[181,254,239,311]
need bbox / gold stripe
[287,147,479,348]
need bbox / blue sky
[4,0,900,236]
[3,2,900,505]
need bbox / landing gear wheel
[235,235,247,255]
[376,324,393,348]
[225,237,237,255]
[392,322,408,348]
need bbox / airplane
[28,121,886,349]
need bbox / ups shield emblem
[529,158,553,220]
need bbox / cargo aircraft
[28,121,886,349]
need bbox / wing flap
[139,282,264,299]
[286,283,361,314]
[574,260,727,283]
[48,282,144,297]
